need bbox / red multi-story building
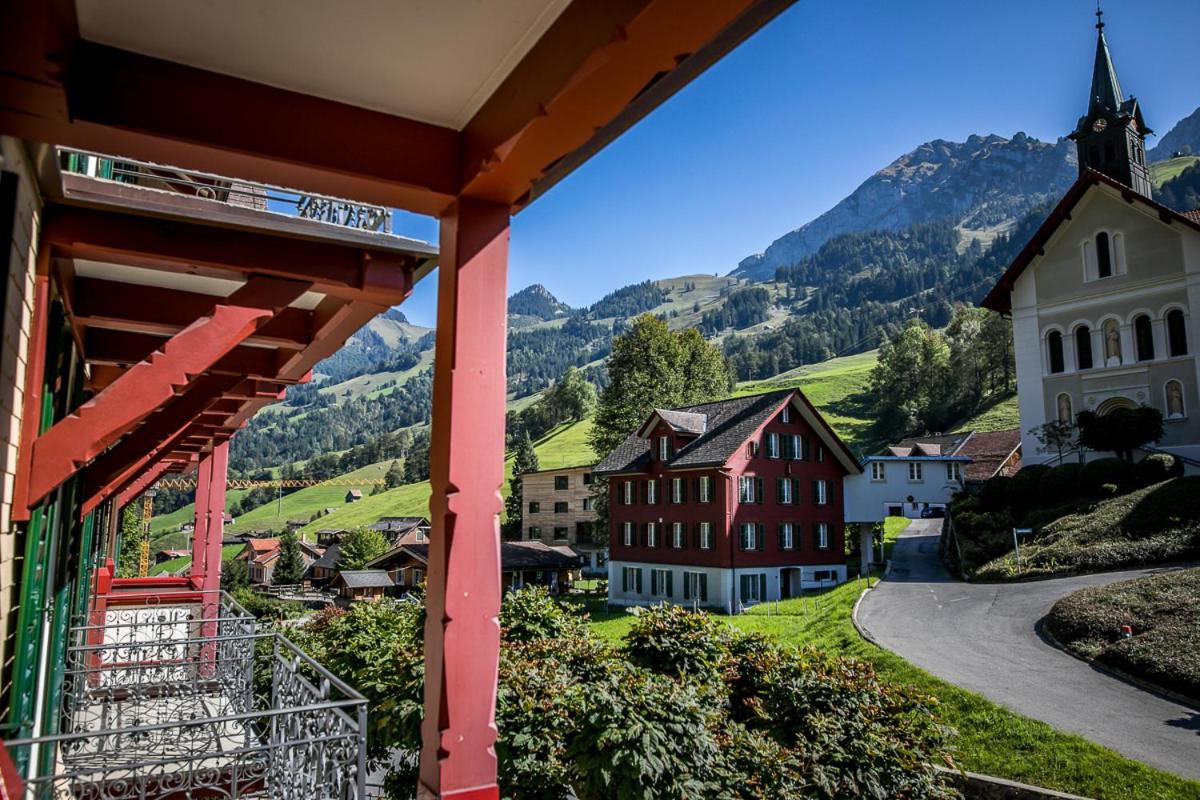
[595,389,862,612]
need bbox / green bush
[1133,453,1179,487]
[952,507,1015,573]
[1098,483,1120,498]
[1038,463,1082,502]
[298,586,959,799]
[978,475,1012,512]
[1010,464,1051,507]
[500,586,586,642]
[1079,457,1134,494]
[1046,567,1200,700]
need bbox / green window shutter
[759,574,767,601]
[666,571,673,598]
[755,477,764,504]
[777,524,786,550]
[756,523,766,551]
[622,568,629,592]
[699,574,708,602]
[683,575,691,600]
[636,569,643,593]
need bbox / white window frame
[671,521,685,549]
[870,462,886,482]
[781,405,790,423]
[908,462,924,482]
[741,522,757,551]
[779,523,794,550]
[814,479,828,505]
[816,522,829,550]
[647,479,658,504]
[946,462,961,482]
[699,522,713,550]
[622,480,633,505]
[683,571,707,602]
[622,521,633,547]
[778,478,793,505]
[738,476,755,504]
[671,477,684,503]
[647,522,659,548]
[650,568,671,598]
[739,573,764,603]
[790,434,802,461]
[766,432,780,459]
[658,435,670,461]
[699,475,712,503]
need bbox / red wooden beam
[72,277,314,349]
[27,276,308,506]
[80,374,242,513]
[40,204,413,304]
[83,328,288,379]
[112,458,174,512]
[419,198,509,800]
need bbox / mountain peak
[733,132,1077,280]
[508,284,573,320]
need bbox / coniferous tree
[384,460,404,489]
[272,530,306,585]
[503,433,540,540]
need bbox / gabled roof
[883,432,971,459]
[334,570,394,589]
[309,543,341,570]
[595,389,861,476]
[368,516,428,532]
[982,170,1200,313]
[638,408,708,437]
[956,428,1023,482]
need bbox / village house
[844,429,1023,521]
[521,464,606,576]
[331,570,393,603]
[983,17,1200,465]
[345,489,363,503]
[595,389,861,612]
[307,543,341,586]
[368,516,430,545]
[367,540,581,594]
[234,537,323,586]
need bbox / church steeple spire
[1068,5,1153,197]
[1088,7,1124,118]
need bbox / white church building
[982,13,1200,466]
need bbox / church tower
[1068,8,1153,197]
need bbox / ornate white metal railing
[59,148,392,234]
[5,591,367,799]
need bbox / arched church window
[1134,314,1155,361]
[1096,232,1112,278]
[1075,326,1093,369]
[1167,309,1188,357]
[1047,331,1065,374]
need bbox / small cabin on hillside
[345,489,364,503]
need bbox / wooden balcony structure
[0,2,797,796]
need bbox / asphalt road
[856,518,1200,781]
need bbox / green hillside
[298,419,595,539]
[1150,156,1200,187]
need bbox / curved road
[857,519,1200,780]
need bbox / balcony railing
[4,590,367,799]
[59,148,392,233]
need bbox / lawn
[1150,155,1200,187]
[585,574,1200,800]
[226,459,395,536]
[953,393,1019,433]
[1046,566,1200,701]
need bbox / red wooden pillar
[418,198,509,800]
[190,452,214,588]
[202,440,229,598]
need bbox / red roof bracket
[27,276,309,507]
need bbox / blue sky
[394,0,1200,328]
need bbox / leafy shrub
[1079,457,1133,494]
[978,475,1011,512]
[1098,483,1120,498]
[1133,453,1180,487]
[230,587,307,620]
[299,588,958,799]
[1009,465,1050,508]
[1077,406,1164,460]
[1046,567,1200,700]
[625,603,732,679]
[1038,463,1082,502]
[500,586,586,642]
[951,507,1015,573]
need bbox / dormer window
[658,435,670,461]
[780,405,790,424]
[765,432,780,459]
